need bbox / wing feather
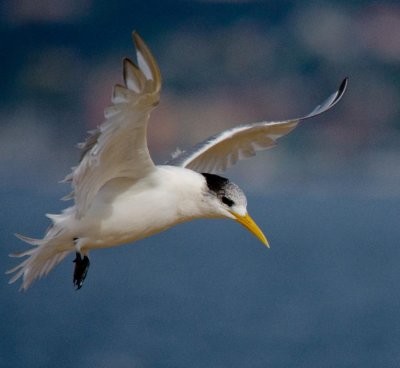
[168,78,348,173]
[65,32,161,218]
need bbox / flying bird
[7,32,348,290]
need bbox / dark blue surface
[2,187,400,367]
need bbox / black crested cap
[201,173,229,195]
[201,173,245,208]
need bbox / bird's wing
[168,78,348,173]
[64,32,161,218]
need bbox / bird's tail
[6,225,74,291]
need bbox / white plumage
[7,32,347,290]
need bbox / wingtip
[301,77,349,120]
[132,31,143,48]
[338,77,349,97]
[130,30,161,91]
[131,31,148,56]
[330,76,349,107]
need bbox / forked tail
[6,230,73,290]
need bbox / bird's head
[202,173,269,248]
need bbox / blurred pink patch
[357,4,400,62]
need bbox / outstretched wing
[64,32,161,218]
[168,78,348,173]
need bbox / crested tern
[7,32,348,290]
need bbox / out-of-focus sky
[1,1,400,368]
[1,0,400,197]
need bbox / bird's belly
[78,181,183,249]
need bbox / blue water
[1,187,399,367]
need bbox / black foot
[73,252,90,290]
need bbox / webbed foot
[73,252,90,290]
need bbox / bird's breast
[78,167,207,248]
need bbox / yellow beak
[230,212,270,248]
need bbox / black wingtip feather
[301,77,349,120]
[336,77,349,103]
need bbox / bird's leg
[73,253,90,290]
[72,238,90,290]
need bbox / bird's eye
[221,196,234,207]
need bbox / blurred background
[1,0,400,367]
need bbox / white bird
[7,32,347,290]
